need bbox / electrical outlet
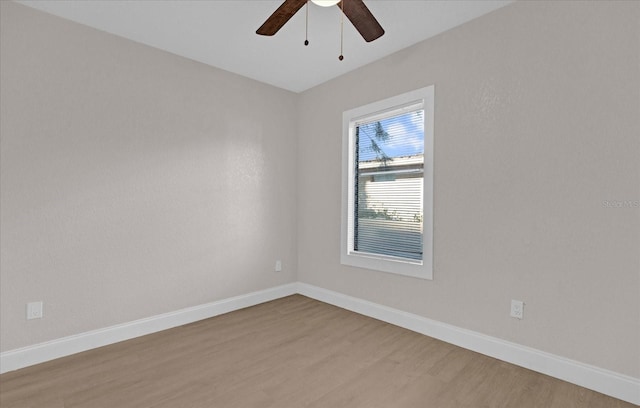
[27,301,43,320]
[275,260,282,272]
[510,300,524,319]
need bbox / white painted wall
[297,0,640,378]
[0,2,298,352]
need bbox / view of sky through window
[357,110,424,162]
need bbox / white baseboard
[296,282,640,406]
[2,281,638,405]
[0,283,297,375]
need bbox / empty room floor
[0,295,633,408]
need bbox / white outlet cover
[510,299,524,319]
[27,301,43,320]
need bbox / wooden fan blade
[257,0,307,36]
[339,0,384,42]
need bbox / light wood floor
[0,295,634,408]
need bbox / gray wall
[297,0,640,378]
[1,0,638,381]
[0,2,298,351]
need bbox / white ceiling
[16,0,513,93]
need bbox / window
[341,86,434,279]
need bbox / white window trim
[341,86,434,280]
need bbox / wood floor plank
[0,295,634,408]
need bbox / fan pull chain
[304,1,309,46]
[338,0,344,60]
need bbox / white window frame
[341,86,434,280]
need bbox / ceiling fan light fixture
[311,0,340,7]
[257,0,385,46]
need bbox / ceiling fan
[257,0,385,43]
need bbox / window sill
[341,251,432,280]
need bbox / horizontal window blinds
[354,109,424,261]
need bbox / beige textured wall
[0,2,298,351]
[297,0,640,377]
